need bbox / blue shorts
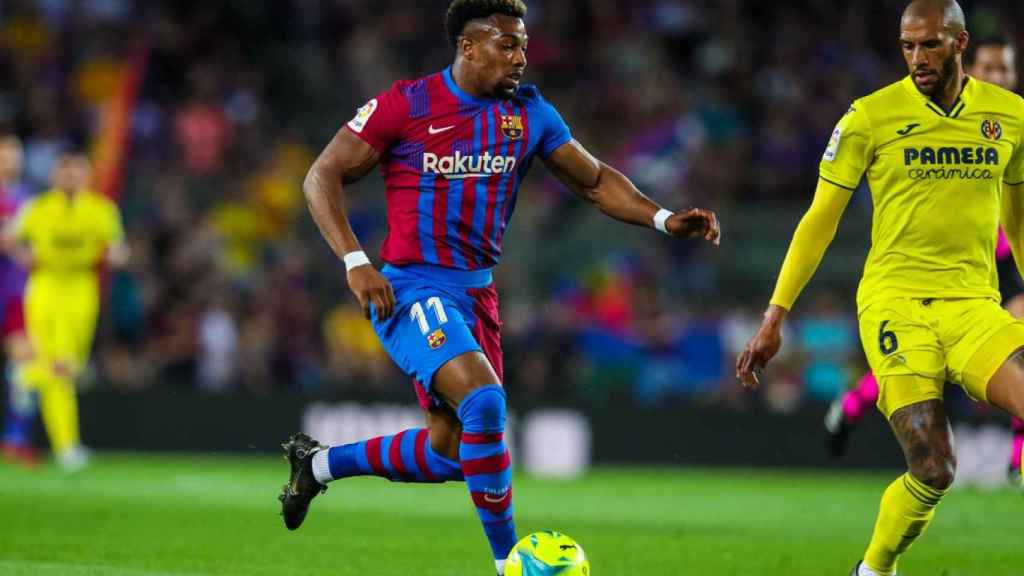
[371,264,504,411]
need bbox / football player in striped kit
[278,1,720,573]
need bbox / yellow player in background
[8,151,128,471]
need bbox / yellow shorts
[858,297,1024,419]
[24,273,99,371]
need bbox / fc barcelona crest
[501,115,524,140]
[981,119,1003,141]
[427,328,447,350]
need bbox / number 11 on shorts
[410,297,449,341]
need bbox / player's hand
[347,265,396,320]
[736,306,786,390]
[665,208,720,246]
[105,243,130,268]
[11,245,33,269]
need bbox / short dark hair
[445,0,527,47]
[965,35,1015,66]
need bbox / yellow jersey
[820,76,1024,311]
[13,188,124,276]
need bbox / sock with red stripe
[312,428,463,484]
[842,372,880,425]
[457,384,516,568]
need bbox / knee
[456,384,506,432]
[428,425,461,460]
[1006,392,1024,422]
[911,451,957,490]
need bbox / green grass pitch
[0,454,1019,575]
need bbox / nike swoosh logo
[428,124,455,135]
[896,123,921,136]
[483,492,509,503]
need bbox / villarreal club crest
[981,119,1003,141]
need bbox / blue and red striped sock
[458,385,516,568]
[313,428,463,483]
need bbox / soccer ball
[505,530,590,575]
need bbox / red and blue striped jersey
[346,67,572,270]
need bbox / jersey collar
[902,75,973,118]
[443,66,499,107]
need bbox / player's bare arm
[736,178,853,389]
[543,140,720,244]
[304,128,396,319]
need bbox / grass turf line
[0,454,1019,575]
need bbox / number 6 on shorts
[878,320,899,355]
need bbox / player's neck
[451,60,490,100]
[931,71,966,113]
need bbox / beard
[919,52,959,97]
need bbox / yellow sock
[38,373,80,455]
[863,473,946,575]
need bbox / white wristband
[653,209,674,235]
[343,250,371,272]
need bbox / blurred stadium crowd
[0,0,1021,408]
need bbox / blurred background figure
[0,133,34,467]
[9,152,127,471]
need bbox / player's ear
[956,30,969,54]
[458,35,476,61]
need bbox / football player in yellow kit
[738,2,1024,574]
[823,36,1024,482]
[10,152,128,471]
